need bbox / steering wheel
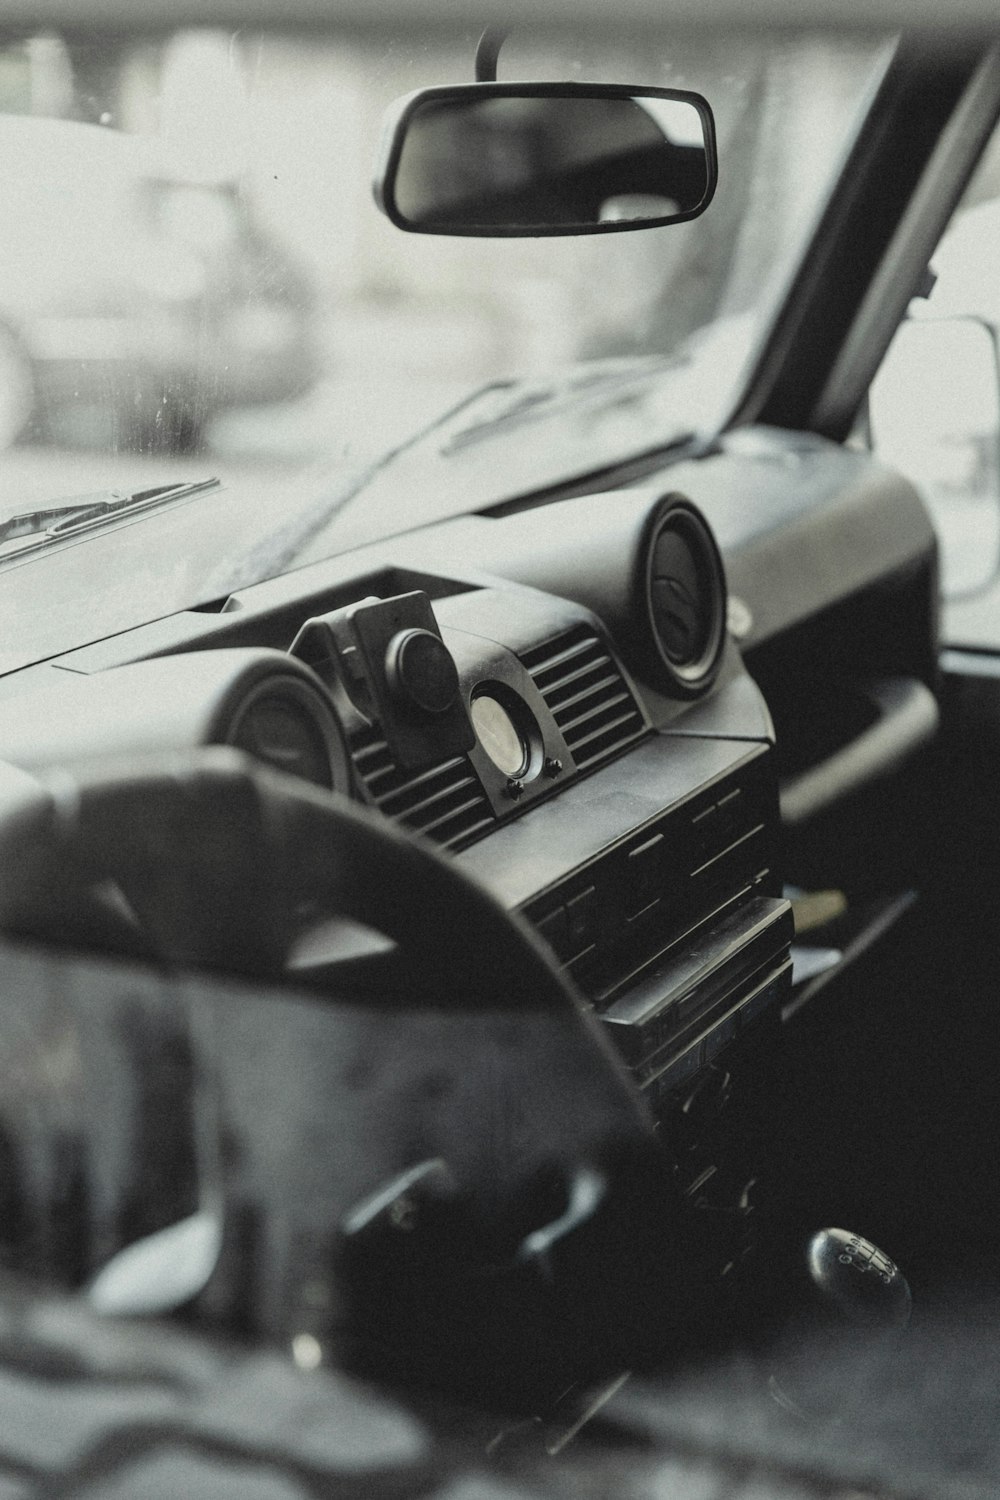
[0,746,602,1005]
[0,748,715,1406]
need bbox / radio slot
[600,896,793,1081]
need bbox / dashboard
[0,426,940,1315]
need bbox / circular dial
[226,674,346,791]
[471,693,528,778]
[645,498,726,696]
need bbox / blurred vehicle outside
[0,108,319,458]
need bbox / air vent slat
[378,755,468,804]
[530,655,608,694]
[522,625,645,771]
[349,727,494,849]
[353,735,389,759]
[554,687,632,735]
[383,772,480,822]
[522,635,601,680]
[419,795,495,840]
[543,664,618,711]
[365,767,399,795]
[566,709,644,757]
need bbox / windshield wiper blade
[440,355,689,453]
[0,477,221,548]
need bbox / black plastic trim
[374,80,717,237]
[731,37,989,438]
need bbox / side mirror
[374,82,717,237]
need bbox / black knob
[767,1228,911,1424]
[386,629,460,715]
[805,1227,911,1331]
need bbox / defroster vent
[350,726,495,849]
[521,626,646,770]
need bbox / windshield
[0,24,889,661]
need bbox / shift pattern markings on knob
[836,1233,897,1285]
[806,1227,912,1331]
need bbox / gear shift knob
[768,1228,911,1422]
[805,1228,911,1331]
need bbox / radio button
[645,1039,703,1106]
[566,886,597,955]
[626,831,665,917]
[703,1009,741,1062]
[536,905,569,960]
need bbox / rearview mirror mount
[374,81,717,238]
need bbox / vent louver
[521,626,646,770]
[350,726,495,848]
[645,499,726,696]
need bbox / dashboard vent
[521,626,646,770]
[645,498,726,696]
[350,727,495,848]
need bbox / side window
[869,123,1000,598]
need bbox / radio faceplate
[459,721,790,1290]
[601,896,793,1087]
[520,750,778,985]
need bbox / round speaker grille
[645,497,726,695]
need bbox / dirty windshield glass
[0,27,887,584]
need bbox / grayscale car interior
[0,2,996,1497]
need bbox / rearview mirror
[374,83,717,237]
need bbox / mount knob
[386,628,460,715]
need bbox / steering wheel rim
[0,743,641,1071]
